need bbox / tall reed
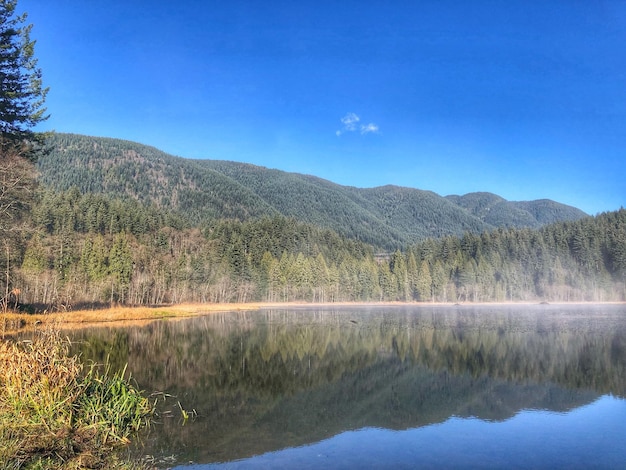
[0,330,153,469]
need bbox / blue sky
[22,0,626,215]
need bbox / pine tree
[0,0,48,154]
[431,259,448,302]
[0,0,47,306]
[109,234,133,303]
[390,250,409,300]
[415,260,432,301]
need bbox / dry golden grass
[1,301,382,333]
[0,329,153,468]
[1,302,270,335]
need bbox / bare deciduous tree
[0,147,36,311]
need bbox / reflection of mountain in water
[69,305,626,465]
[244,361,599,463]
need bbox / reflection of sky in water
[184,395,626,470]
[72,305,624,466]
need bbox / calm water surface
[67,304,626,469]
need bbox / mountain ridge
[37,133,588,249]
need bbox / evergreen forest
[38,133,587,249]
[3,132,625,310]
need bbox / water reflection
[190,395,626,470]
[67,304,626,467]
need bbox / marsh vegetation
[0,330,153,469]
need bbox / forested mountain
[12,181,626,309]
[445,192,587,227]
[4,131,620,311]
[37,133,587,250]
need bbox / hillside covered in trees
[8,181,626,310]
[0,131,621,311]
[38,133,587,250]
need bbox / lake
[67,304,626,469]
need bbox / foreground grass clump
[0,331,153,469]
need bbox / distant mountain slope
[38,133,278,222]
[196,160,492,246]
[350,185,489,240]
[445,192,588,228]
[37,133,588,249]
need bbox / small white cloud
[360,123,379,134]
[336,112,379,136]
[341,112,360,130]
[336,112,360,135]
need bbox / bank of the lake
[1,303,267,335]
[0,301,626,337]
[0,330,154,469]
[3,301,626,335]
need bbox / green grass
[0,330,154,469]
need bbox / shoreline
[2,300,625,335]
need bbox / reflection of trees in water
[72,306,626,400]
[70,306,626,464]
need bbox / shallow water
[67,304,626,469]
